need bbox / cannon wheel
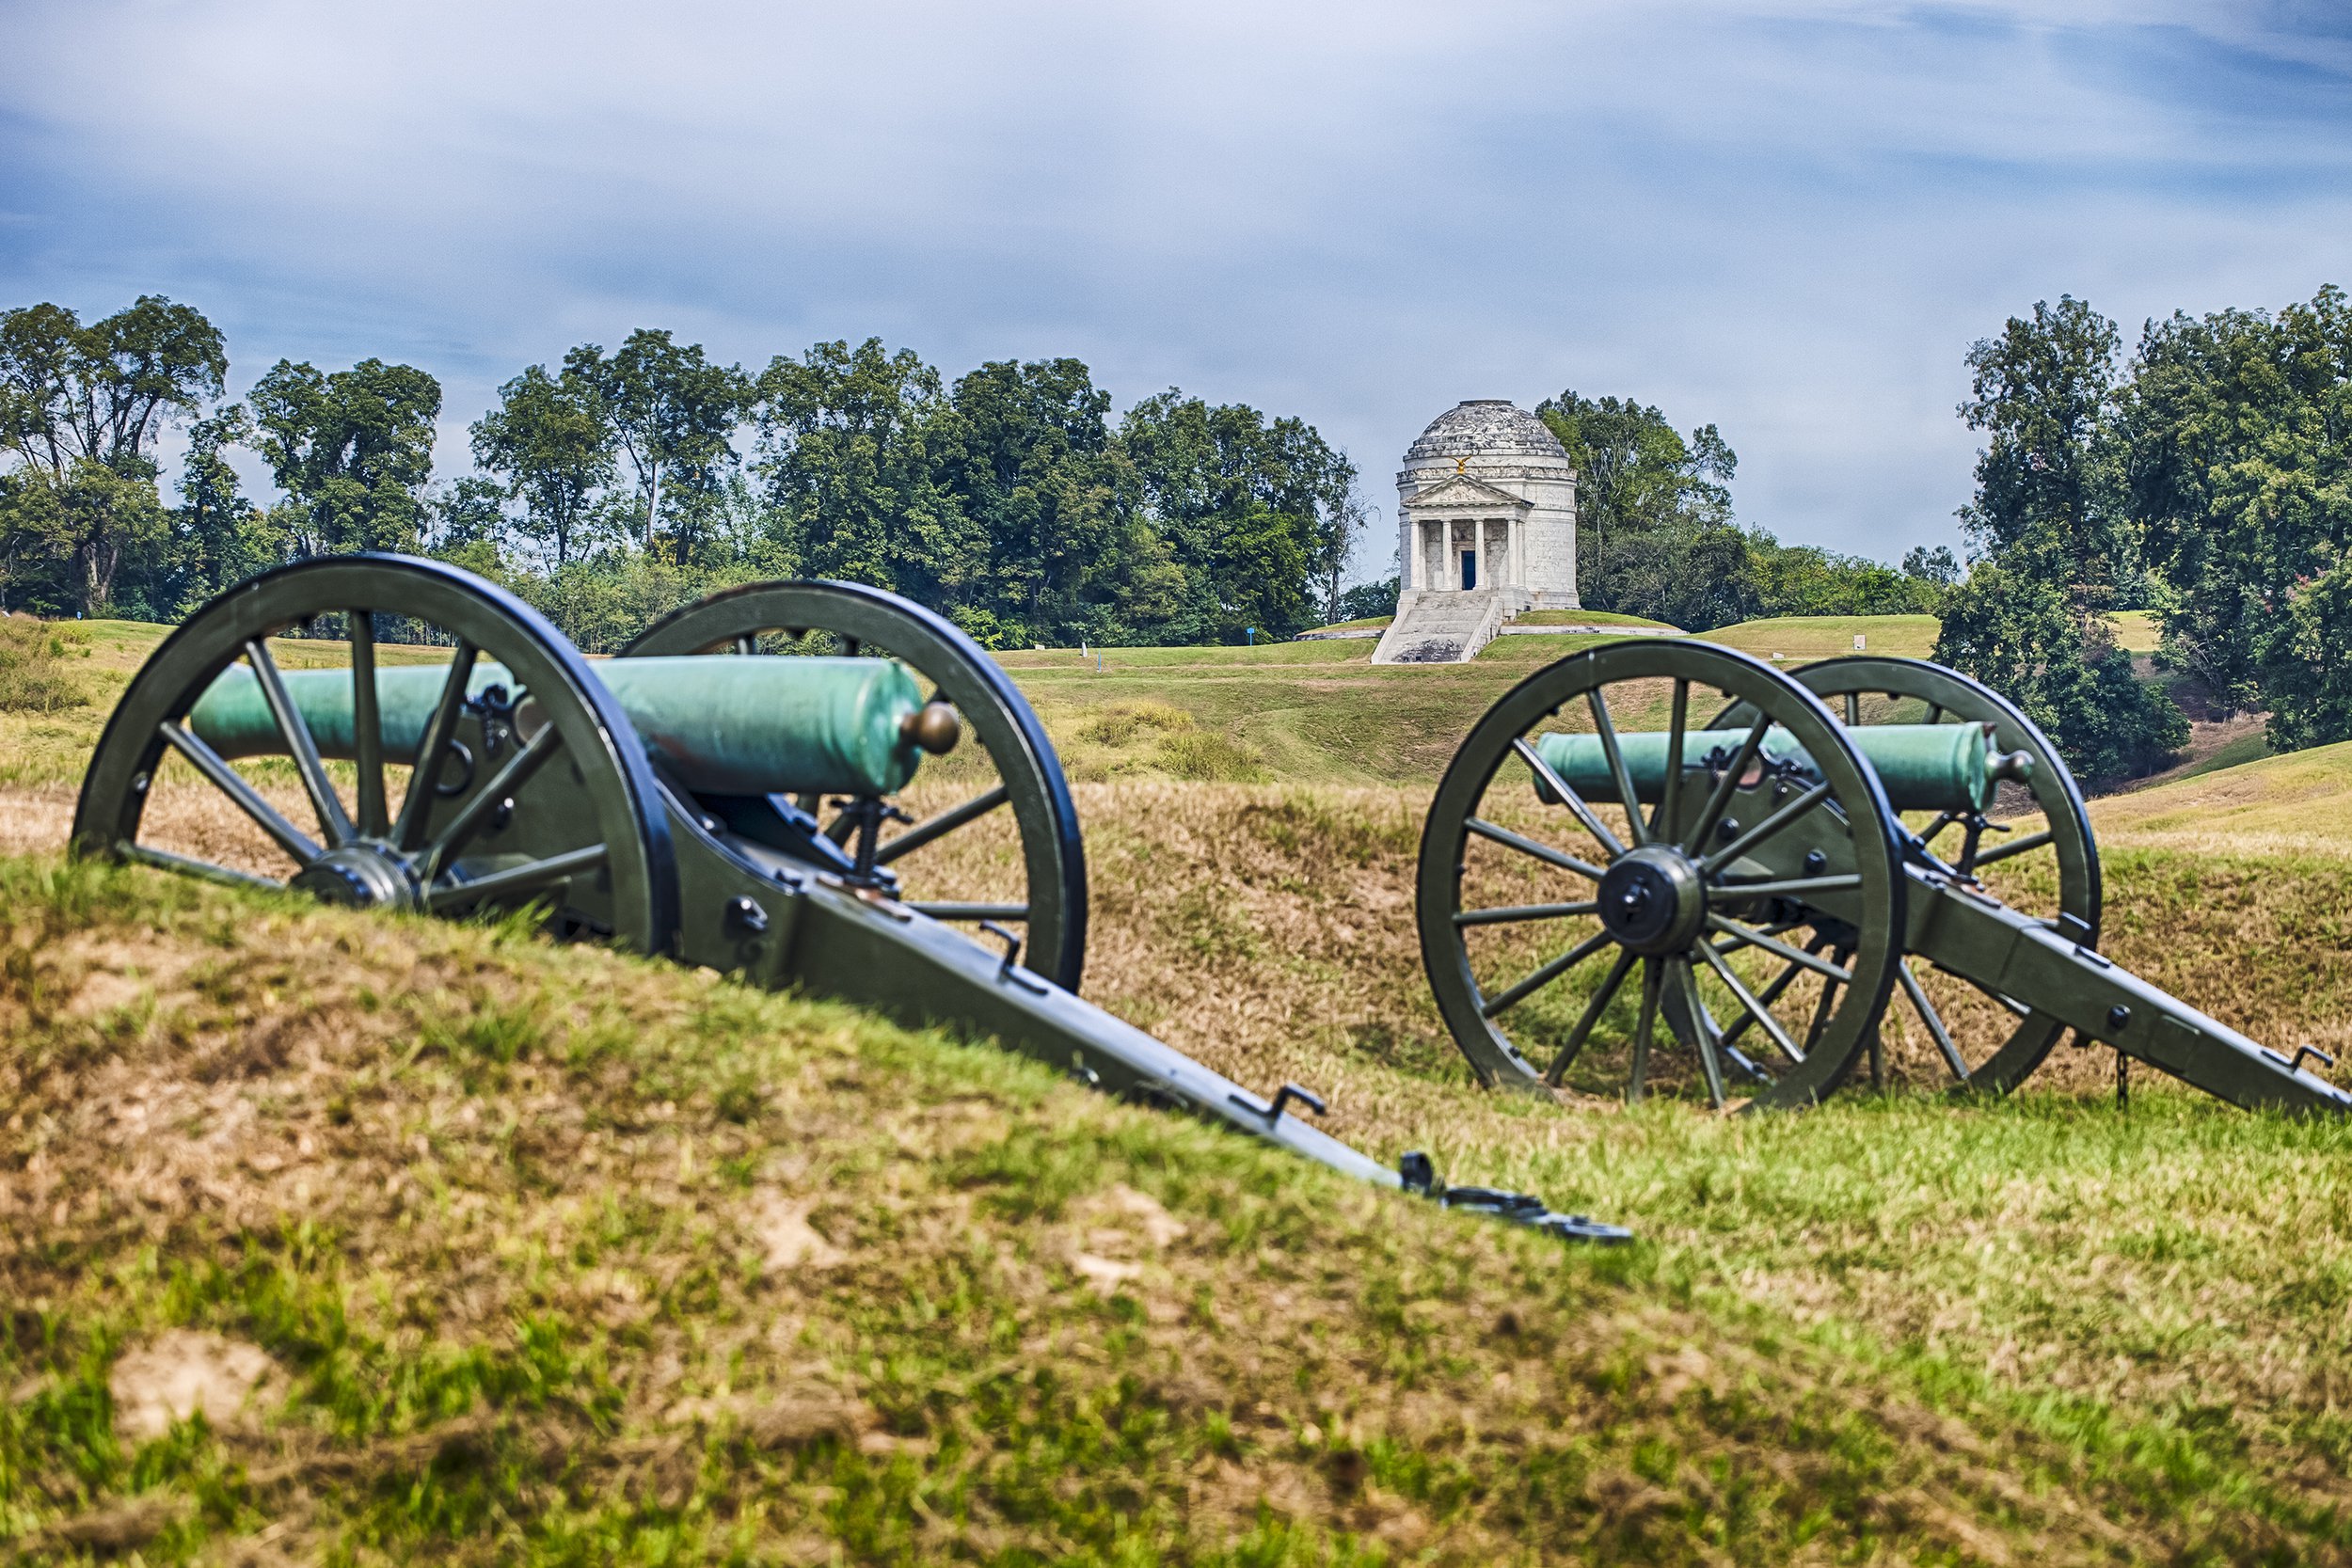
[1418,640,1906,1111]
[621,580,1089,993]
[72,554,679,954]
[1729,656,2100,1094]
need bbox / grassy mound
[8,858,2311,1564]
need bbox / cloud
[3,0,2346,575]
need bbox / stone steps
[1371,589,1511,664]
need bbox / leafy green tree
[1902,545,1958,583]
[1536,394,1732,564]
[434,476,511,550]
[943,358,1159,645]
[0,295,227,478]
[1934,297,2184,780]
[1956,297,2130,620]
[2260,546,2352,750]
[1334,576,1398,623]
[1935,558,2185,779]
[1745,540,1930,617]
[564,330,745,556]
[249,357,442,557]
[471,364,612,567]
[168,405,278,609]
[0,296,227,614]
[2,459,172,619]
[1121,390,1351,642]
[751,338,974,602]
[2125,285,2352,727]
[1534,391,1740,619]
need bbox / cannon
[72,554,1629,1243]
[1417,638,2351,1114]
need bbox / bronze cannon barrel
[187,655,936,798]
[1533,722,2026,814]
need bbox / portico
[1399,474,1534,594]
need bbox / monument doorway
[1460,550,1477,590]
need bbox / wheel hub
[1597,846,1708,956]
[290,843,420,911]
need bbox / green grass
[2108,610,2161,654]
[1507,609,1679,629]
[8,855,2352,1562]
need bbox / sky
[4,0,2348,582]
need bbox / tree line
[0,301,1359,650]
[1933,285,2352,780]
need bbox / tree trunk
[77,537,119,619]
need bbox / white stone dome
[1402,400,1573,472]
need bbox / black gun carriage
[72,555,1629,1243]
[1416,637,2350,1115]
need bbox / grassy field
[1005,612,1937,786]
[10,610,2352,1560]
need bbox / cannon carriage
[70,558,2352,1261]
[73,553,1630,1243]
[1416,637,2350,1116]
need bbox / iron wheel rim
[621,579,1089,992]
[1417,639,1907,1111]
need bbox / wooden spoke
[1625,958,1662,1101]
[1651,678,1689,840]
[734,633,757,656]
[908,902,1028,922]
[350,612,388,837]
[1682,716,1771,856]
[1842,691,1860,725]
[1465,817,1606,882]
[1925,703,1945,725]
[875,784,1010,866]
[1699,781,1833,875]
[1706,914,1852,983]
[1671,957,1729,1108]
[120,841,285,891]
[393,641,479,850]
[159,721,324,866]
[1454,900,1599,927]
[246,638,353,847]
[423,842,607,912]
[1971,828,2054,867]
[1483,929,1615,1020]
[1513,736,1625,861]
[1898,959,1971,1082]
[1695,939,1806,1065]
[420,728,564,879]
[1585,687,1648,847]
[1720,955,1805,1051]
[1801,944,1849,1053]
[1544,947,1640,1086]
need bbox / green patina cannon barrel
[187,656,932,798]
[1532,722,2024,814]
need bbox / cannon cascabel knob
[901,701,962,755]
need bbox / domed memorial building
[1370,399,1581,664]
